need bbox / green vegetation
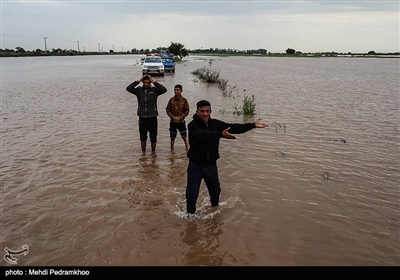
[189,47,399,58]
[167,42,188,59]
[0,47,109,57]
[241,93,256,116]
[191,59,257,116]
[191,59,220,83]
[2,42,398,58]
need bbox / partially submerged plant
[242,91,256,116]
[191,61,257,116]
[269,122,287,133]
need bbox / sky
[0,0,399,53]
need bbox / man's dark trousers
[186,161,221,214]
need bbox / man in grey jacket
[126,75,167,153]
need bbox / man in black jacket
[126,75,167,153]
[186,100,268,214]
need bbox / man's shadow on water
[181,218,225,266]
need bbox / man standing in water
[126,74,167,153]
[166,84,190,151]
[186,100,268,214]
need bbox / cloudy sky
[1,0,398,53]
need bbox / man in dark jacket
[186,100,268,214]
[126,75,167,152]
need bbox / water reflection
[138,153,159,179]
[2,55,398,266]
[181,219,225,266]
[126,153,164,210]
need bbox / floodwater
[1,54,399,266]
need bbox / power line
[1,33,119,51]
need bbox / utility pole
[112,45,114,52]
[98,43,100,52]
[43,37,48,52]
[77,41,80,52]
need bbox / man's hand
[222,127,236,139]
[172,116,180,123]
[148,75,156,84]
[255,118,268,128]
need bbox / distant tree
[368,50,376,55]
[168,42,188,59]
[286,48,295,54]
[51,48,62,54]
[16,47,26,53]
[181,48,188,57]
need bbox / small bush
[242,92,256,116]
[191,61,257,116]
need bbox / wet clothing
[126,81,167,143]
[186,162,220,214]
[186,113,256,213]
[166,94,190,140]
[138,117,157,142]
[169,121,187,140]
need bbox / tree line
[1,42,398,57]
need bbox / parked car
[160,54,175,73]
[142,54,164,76]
